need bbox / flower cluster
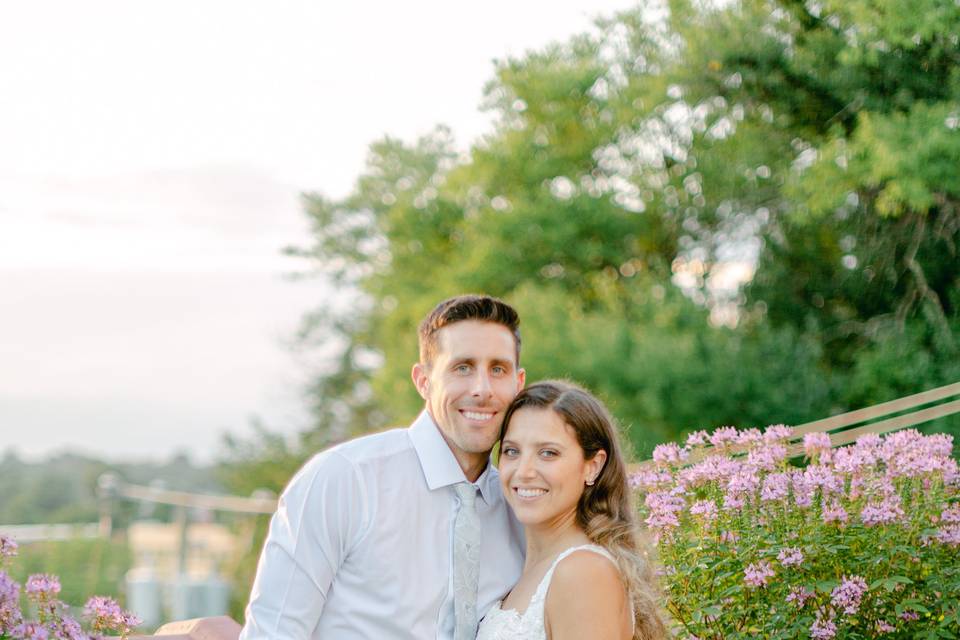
[84,597,141,638]
[0,534,140,640]
[634,427,960,639]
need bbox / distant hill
[0,449,222,525]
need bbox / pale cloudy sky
[0,0,638,463]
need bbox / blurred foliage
[222,0,960,494]
[7,538,132,608]
[0,450,221,526]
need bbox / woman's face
[499,407,606,528]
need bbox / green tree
[227,0,959,479]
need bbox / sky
[0,0,641,464]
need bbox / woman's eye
[540,450,558,458]
[502,447,519,457]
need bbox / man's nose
[471,370,493,398]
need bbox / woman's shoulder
[550,545,622,589]
[545,546,630,638]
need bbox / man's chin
[458,432,499,457]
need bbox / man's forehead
[434,320,517,360]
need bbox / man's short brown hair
[418,294,521,366]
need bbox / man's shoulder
[329,425,414,461]
[298,426,414,476]
[284,426,415,494]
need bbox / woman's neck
[522,512,592,567]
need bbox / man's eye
[455,364,471,374]
[492,366,506,375]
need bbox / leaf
[901,600,930,614]
[703,605,723,618]
[816,580,839,593]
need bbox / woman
[477,380,667,640]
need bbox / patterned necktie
[453,482,481,640]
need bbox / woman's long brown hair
[501,380,669,640]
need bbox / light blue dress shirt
[239,410,525,640]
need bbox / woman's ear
[586,449,608,485]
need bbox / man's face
[412,320,525,476]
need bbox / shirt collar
[408,409,500,505]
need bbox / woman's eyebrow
[501,439,566,448]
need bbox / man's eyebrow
[448,356,514,367]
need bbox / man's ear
[411,362,430,401]
[516,367,526,392]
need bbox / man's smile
[460,409,497,422]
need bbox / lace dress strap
[475,544,620,640]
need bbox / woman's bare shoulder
[545,549,630,640]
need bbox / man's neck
[458,453,489,483]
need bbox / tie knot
[455,482,477,507]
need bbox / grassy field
[7,538,132,609]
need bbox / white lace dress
[475,544,616,640]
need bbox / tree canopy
[223,0,960,481]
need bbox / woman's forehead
[504,407,577,442]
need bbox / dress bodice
[475,544,616,640]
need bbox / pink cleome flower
[821,499,849,525]
[786,585,814,607]
[736,428,763,447]
[763,424,794,443]
[777,547,804,567]
[84,596,142,633]
[936,524,960,547]
[12,622,49,640]
[0,536,17,561]
[1,571,23,632]
[629,468,673,491]
[743,560,775,588]
[653,442,689,466]
[803,464,844,495]
[685,430,709,447]
[875,620,895,634]
[690,500,718,522]
[830,575,868,615]
[709,426,740,448]
[678,454,741,488]
[810,614,838,640]
[760,472,790,502]
[747,444,788,472]
[53,616,88,640]
[861,494,905,527]
[941,504,960,524]
[643,491,686,531]
[803,432,832,456]
[25,574,61,600]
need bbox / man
[239,295,526,640]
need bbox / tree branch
[903,213,957,352]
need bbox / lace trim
[477,544,616,640]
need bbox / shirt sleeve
[239,449,369,640]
